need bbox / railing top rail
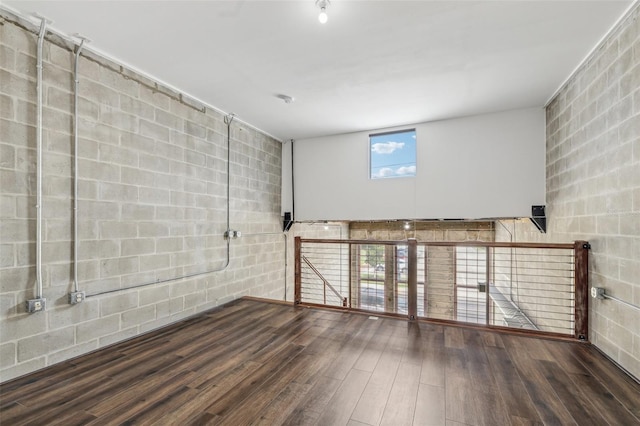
[298,238,576,250]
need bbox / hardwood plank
[501,336,577,425]
[315,368,372,425]
[323,315,382,381]
[281,375,342,425]
[572,344,640,418]
[251,381,312,425]
[353,326,391,372]
[537,360,607,426]
[444,349,477,425]
[568,370,640,425]
[462,329,496,390]
[483,345,542,424]
[160,362,263,424]
[413,383,446,426]
[379,362,421,426]
[419,329,446,387]
[217,351,319,425]
[350,332,404,425]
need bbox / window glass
[370,129,416,179]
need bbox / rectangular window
[370,129,416,179]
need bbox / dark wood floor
[1,298,639,426]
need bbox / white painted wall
[291,108,545,221]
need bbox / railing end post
[574,240,589,340]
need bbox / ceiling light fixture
[316,0,330,24]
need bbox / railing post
[574,240,590,340]
[408,238,418,320]
[294,236,302,305]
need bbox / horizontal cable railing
[295,237,590,340]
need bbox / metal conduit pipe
[34,17,48,300]
[87,113,238,297]
[72,36,88,294]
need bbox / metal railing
[295,237,590,340]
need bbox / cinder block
[48,43,72,70]
[99,221,137,239]
[100,110,139,133]
[42,151,72,177]
[139,254,171,272]
[80,200,120,220]
[155,108,183,129]
[0,218,33,243]
[121,305,156,329]
[155,140,183,160]
[120,132,155,153]
[77,240,119,260]
[620,259,640,284]
[138,153,171,173]
[78,118,121,145]
[121,166,156,187]
[139,187,170,205]
[139,86,170,110]
[156,237,183,253]
[14,51,36,79]
[98,144,138,167]
[0,342,16,369]
[121,238,155,256]
[17,327,75,362]
[120,95,154,120]
[0,45,16,71]
[0,244,13,268]
[81,80,119,108]
[137,222,169,238]
[121,203,155,221]
[76,314,120,343]
[0,119,35,149]
[0,293,16,320]
[139,119,170,142]
[100,292,138,317]
[100,256,138,278]
[0,95,14,120]
[99,182,138,202]
[48,299,100,330]
[98,327,139,348]
[43,64,73,92]
[47,341,98,365]
[156,206,184,221]
[45,217,71,240]
[184,149,206,167]
[184,121,206,138]
[0,143,15,169]
[0,357,46,383]
[98,66,139,94]
[76,259,100,281]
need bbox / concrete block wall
[496,3,639,379]
[0,11,284,382]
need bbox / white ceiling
[4,0,633,141]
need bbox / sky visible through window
[370,129,416,179]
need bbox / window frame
[368,128,417,180]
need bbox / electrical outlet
[69,291,85,305]
[26,298,46,313]
[591,287,605,299]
